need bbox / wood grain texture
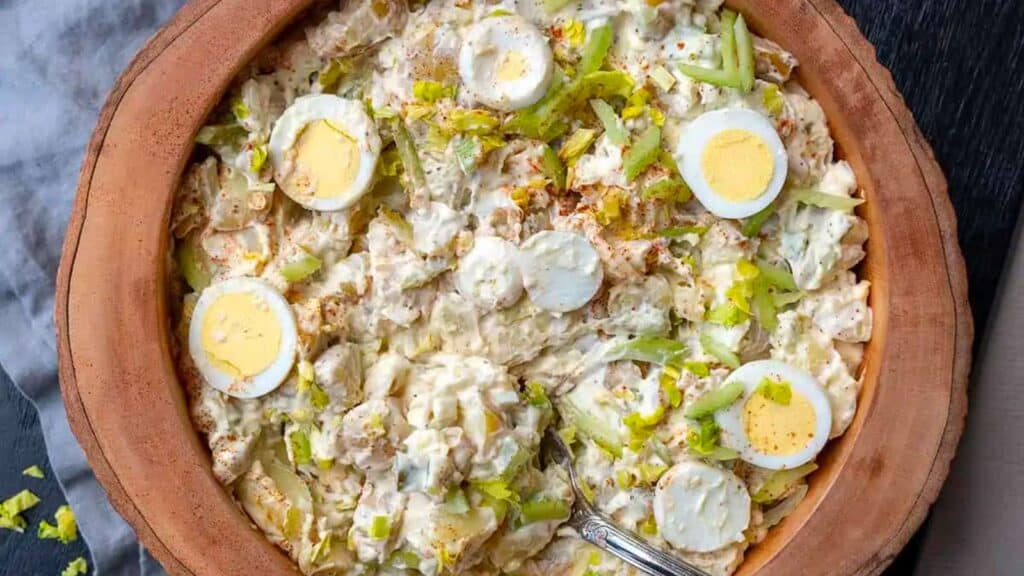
[51,1,972,576]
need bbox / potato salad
[169,0,872,574]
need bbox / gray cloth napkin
[0,0,186,574]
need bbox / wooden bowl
[55,1,972,574]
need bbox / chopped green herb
[0,489,40,533]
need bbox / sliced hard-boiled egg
[188,277,298,399]
[653,460,751,552]
[455,236,524,309]
[516,230,603,313]
[458,15,554,112]
[676,108,788,219]
[715,359,832,470]
[269,94,381,211]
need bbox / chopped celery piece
[683,360,710,378]
[563,19,586,47]
[752,462,818,504]
[503,74,572,141]
[0,489,40,533]
[773,290,805,307]
[719,10,739,78]
[540,144,566,190]
[580,70,634,100]
[623,125,661,182]
[755,259,799,292]
[249,142,268,173]
[413,80,456,102]
[61,557,89,576]
[388,549,421,570]
[756,377,792,405]
[378,146,403,177]
[792,189,865,212]
[22,465,44,479]
[559,128,598,165]
[639,514,659,535]
[392,119,428,198]
[289,429,312,466]
[685,381,745,419]
[320,58,353,91]
[742,203,776,237]
[195,124,246,147]
[558,425,577,445]
[638,462,668,484]
[526,381,551,408]
[607,336,686,366]
[676,63,741,88]
[642,177,691,202]
[310,535,333,563]
[594,188,623,225]
[370,515,392,539]
[651,66,676,91]
[559,398,624,457]
[443,486,470,515]
[542,0,573,13]
[231,98,249,120]
[763,84,785,115]
[447,108,499,133]
[725,280,752,314]
[616,469,634,489]
[521,498,571,524]
[590,99,625,145]
[454,136,480,175]
[472,478,520,505]
[686,418,724,456]
[175,238,211,292]
[734,14,756,92]
[310,382,330,410]
[706,303,748,327]
[579,24,613,75]
[658,225,707,238]
[281,251,322,282]
[661,369,683,408]
[751,277,778,331]
[699,333,741,369]
[37,505,78,544]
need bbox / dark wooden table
[2,0,1022,574]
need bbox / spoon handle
[571,507,711,576]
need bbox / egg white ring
[455,236,525,310]
[268,94,381,212]
[714,359,832,470]
[677,108,789,219]
[516,230,604,313]
[458,16,554,112]
[188,277,298,399]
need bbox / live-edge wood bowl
[55,1,972,574]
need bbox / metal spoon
[542,430,711,576]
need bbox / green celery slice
[751,277,779,331]
[720,10,739,77]
[520,498,571,524]
[559,128,598,165]
[590,99,626,145]
[392,119,429,201]
[684,381,745,419]
[699,333,741,369]
[579,24,613,75]
[756,377,792,405]
[677,63,741,88]
[755,259,799,292]
[280,251,322,282]
[642,177,692,202]
[752,462,818,504]
[370,515,391,539]
[734,14,756,92]
[539,144,566,190]
[792,189,865,211]
[623,125,662,182]
[607,336,686,366]
[559,397,624,458]
[741,203,776,237]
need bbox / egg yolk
[700,129,774,202]
[496,50,528,82]
[200,292,282,378]
[288,119,361,199]
[743,389,817,456]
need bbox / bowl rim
[55,1,972,575]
